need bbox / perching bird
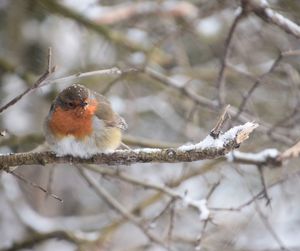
[44,83,127,158]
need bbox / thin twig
[92,160,223,244]
[0,48,55,114]
[9,170,63,202]
[210,105,230,139]
[167,202,175,250]
[216,11,245,106]
[144,66,293,145]
[233,53,282,121]
[46,166,56,199]
[77,167,166,248]
[42,67,123,86]
[195,220,208,250]
[257,165,271,206]
[252,190,289,251]
[242,0,300,39]
[149,199,175,226]
[85,164,205,212]
[195,181,220,249]
[210,169,299,212]
[206,180,221,200]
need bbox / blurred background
[1,0,300,250]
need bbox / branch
[37,0,171,64]
[227,148,281,166]
[210,105,230,139]
[0,122,258,170]
[227,139,300,167]
[242,0,300,39]
[91,159,222,245]
[86,164,210,220]
[233,52,282,121]
[78,168,166,248]
[0,48,55,114]
[42,67,123,86]
[216,10,245,106]
[144,66,293,145]
[95,1,198,25]
[278,140,300,161]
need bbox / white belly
[46,117,121,158]
[51,135,100,158]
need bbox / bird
[44,83,127,158]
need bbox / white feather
[48,117,114,158]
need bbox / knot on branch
[165,149,176,161]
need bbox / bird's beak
[80,101,88,108]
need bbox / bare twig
[167,202,175,250]
[95,1,198,25]
[92,160,223,245]
[206,180,221,200]
[2,173,108,233]
[43,67,121,85]
[195,220,208,250]
[210,168,300,212]
[8,170,63,202]
[195,181,221,249]
[77,167,166,248]
[216,10,245,106]
[210,105,230,139]
[150,199,174,225]
[46,166,56,199]
[0,48,55,114]
[242,0,300,39]
[233,53,282,120]
[144,66,293,145]
[257,165,271,206]
[85,164,209,214]
[253,193,289,251]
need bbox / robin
[44,83,127,158]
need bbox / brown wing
[93,91,128,131]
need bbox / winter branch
[0,122,258,170]
[242,0,300,39]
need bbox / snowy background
[1,0,300,250]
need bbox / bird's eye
[68,102,75,108]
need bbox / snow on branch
[226,139,300,167]
[227,148,281,166]
[0,122,258,170]
[242,0,300,39]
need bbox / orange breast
[49,100,97,139]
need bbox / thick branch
[0,122,258,169]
